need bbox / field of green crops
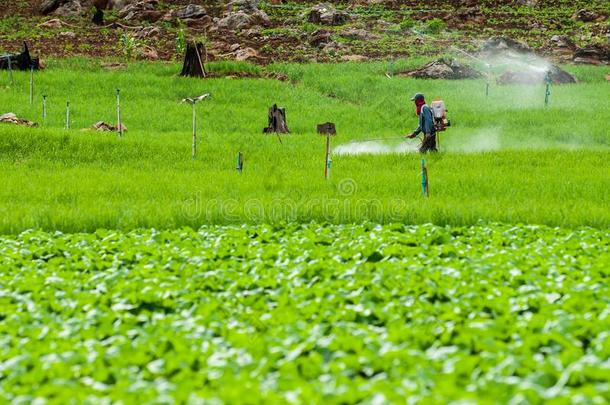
[0,59,609,232]
[1,223,609,403]
[1,59,609,403]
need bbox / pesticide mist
[333,140,420,156]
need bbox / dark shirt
[413,105,436,136]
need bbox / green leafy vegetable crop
[1,223,608,403]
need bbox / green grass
[0,59,609,233]
[0,223,608,403]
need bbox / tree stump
[0,42,40,71]
[180,42,206,78]
[263,104,290,134]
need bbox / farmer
[406,93,437,153]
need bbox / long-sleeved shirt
[413,104,436,136]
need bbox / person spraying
[406,93,438,153]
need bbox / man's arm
[407,114,424,138]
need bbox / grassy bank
[0,60,609,232]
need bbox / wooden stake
[29,66,33,106]
[116,89,123,137]
[42,95,46,125]
[7,57,13,86]
[65,101,70,129]
[192,102,196,159]
[421,159,429,197]
[236,151,243,173]
[324,133,331,180]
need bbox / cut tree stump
[263,104,290,134]
[0,42,40,71]
[180,41,206,78]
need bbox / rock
[92,121,127,132]
[234,47,258,61]
[480,36,533,56]
[133,26,162,39]
[308,3,348,26]
[40,0,62,15]
[496,65,576,85]
[401,58,483,80]
[322,41,343,54]
[549,35,575,50]
[53,0,85,17]
[108,0,129,10]
[167,4,207,20]
[340,28,373,41]
[226,0,260,13]
[229,43,241,52]
[136,47,158,60]
[571,9,606,23]
[0,113,37,127]
[118,0,158,21]
[341,54,368,62]
[217,9,270,30]
[573,45,610,65]
[309,29,332,47]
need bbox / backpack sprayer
[430,98,451,151]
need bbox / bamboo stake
[42,95,46,125]
[65,101,70,129]
[116,89,123,137]
[324,133,331,180]
[192,102,197,159]
[29,66,34,106]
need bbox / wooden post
[65,101,70,129]
[192,102,197,159]
[317,122,336,180]
[325,134,331,180]
[29,66,33,106]
[421,159,429,197]
[42,95,46,125]
[236,152,243,173]
[7,57,13,85]
[116,89,123,137]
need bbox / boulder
[0,113,37,127]
[573,45,610,65]
[340,27,374,41]
[309,29,332,47]
[118,0,158,21]
[40,0,62,15]
[226,0,260,13]
[234,47,258,61]
[217,9,270,30]
[53,0,85,17]
[480,36,533,56]
[308,3,348,26]
[168,4,207,20]
[92,121,127,132]
[401,58,483,80]
[133,26,162,40]
[571,9,606,23]
[496,65,576,85]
